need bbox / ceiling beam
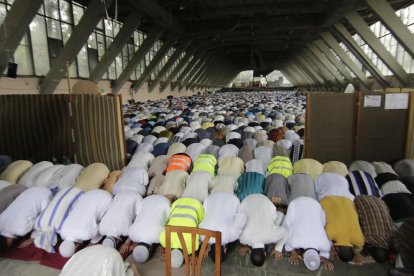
[177,2,329,18]
[345,11,409,85]
[0,0,43,74]
[128,0,184,34]
[185,15,327,36]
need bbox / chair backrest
[165,226,221,276]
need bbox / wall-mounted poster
[364,95,381,107]
[385,93,409,110]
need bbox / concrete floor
[0,244,392,276]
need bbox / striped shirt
[33,187,84,253]
[236,172,265,201]
[346,170,381,197]
[354,195,396,249]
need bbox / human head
[336,246,354,262]
[133,243,151,263]
[250,248,266,266]
[60,240,76,258]
[171,249,184,268]
[369,246,388,263]
[303,249,320,271]
[209,243,226,263]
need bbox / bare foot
[203,244,211,259]
[348,254,364,265]
[271,250,283,261]
[321,257,334,270]
[238,245,251,256]
[130,263,141,276]
[157,246,166,262]
[18,238,34,248]
[120,240,133,256]
[330,246,339,260]
[288,250,302,266]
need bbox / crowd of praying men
[0,91,413,276]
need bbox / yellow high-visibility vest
[192,154,217,177]
[159,197,205,254]
[267,155,293,177]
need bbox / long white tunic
[254,146,273,166]
[0,187,52,238]
[128,152,155,170]
[283,197,331,258]
[33,165,65,187]
[380,180,411,196]
[218,157,244,177]
[182,171,213,202]
[0,180,11,192]
[128,195,171,245]
[46,164,84,192]
[315,172,355,201]
[218,144,240,159]
[159,170,189,197]
[60,245,133,276]
[135,143,154,154]
[113,167,149,196]
[186,143,207,162]
[18,161,53,187]
[60,189,112,243]
[239,194,287,251]
[245,159,267,175]
[210,174,238,194]
[99,192,143,238]
[199,192,246,245]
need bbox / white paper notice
[364,95,381,107]
[385,93,409,110]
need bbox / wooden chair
[165,226,222,276]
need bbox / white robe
[239,194,287,251]
[315,172,355,201]
[245,159,267,175]
[199,192,246,245]
[380,180,411,196]
[210,174,238,194]
[18,161,54,187]
[128,152,154,170]
[0,180,11,192]
[60,245,133,276]
[32,186,84,253]
[0,187,52,238]
[283,197,331,258]
[33,165,65,187]
[218,144,240,159]
[113,167,149,196]
[99,191,142,238]
[254,146,273,166]
[60,189,112,243]
[159,170,189,197]
[186,143,207,162]
[47,164,84,192]
[182,171,212,202]
[128,195,171,245]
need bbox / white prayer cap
[171,249,184,268]
[133,245,150,263]
[59,240,76,258]
[102,238,116,248]
[244,126,255,133]
[304,249,320,271]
